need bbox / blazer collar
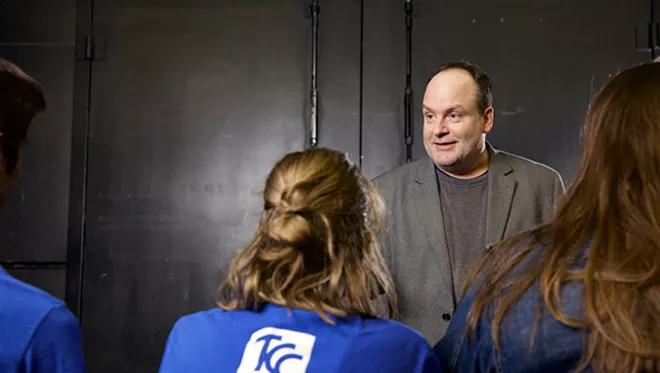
[410,142,517,284]
[485,143,516,247]
[414,142,512,182]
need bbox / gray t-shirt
[435,167,488,306]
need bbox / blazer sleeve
[373,176,395,317]
[373,211,394,317]
[551,171,566,208]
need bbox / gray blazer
[374,145,565,343]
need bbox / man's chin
[425,147,460,169]
[432,154,458,168]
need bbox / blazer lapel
[485,145,516,247]
[411,158,453,289]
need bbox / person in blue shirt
[434,62,660,372]
[159,148,442,373]
[0,58,87,372]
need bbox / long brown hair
[0,58,45,172]
[218,148,397,323]
[464,62,660,373]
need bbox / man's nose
[431,120,449,136]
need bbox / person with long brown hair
[159,148,442,373]
[433,61,660,373]
[0,58,87,372]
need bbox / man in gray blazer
[375,61,565,343]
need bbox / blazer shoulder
[496,150,562,182]
[373,158,425,186]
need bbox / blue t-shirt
[0,267,87,373]
[159,303,442,373]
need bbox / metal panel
[6,268,67,301]
[0,0,76,44]
[81,2,308,372]
[65,0,93,319]
[362,0,406,178]
[364,0,650,184]
[0,45,75,262]
[410,0,650,183]
[315,0,361,159]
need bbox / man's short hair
[431,61,493,114]
[0,59,46,172]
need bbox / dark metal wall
[1,0,658,372]
[365,0,656,182]
[76,2,310,370]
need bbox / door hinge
[76,36,106,61]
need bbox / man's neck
[437,148,489,179]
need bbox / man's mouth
[434,141,457,149]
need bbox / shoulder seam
[20,304,65,362]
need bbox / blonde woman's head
[218,147,396,322]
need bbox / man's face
[422,69,493,174]
[0,140,24,206]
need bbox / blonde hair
[217,147,397,323]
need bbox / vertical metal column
[359,0,364,166]
[310,0,320,148]
[66,0,95,320]
[652,0,657,60]
[404,0,413,162]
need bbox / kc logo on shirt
[237,327,316,373]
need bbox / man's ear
[483,107,494,134]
